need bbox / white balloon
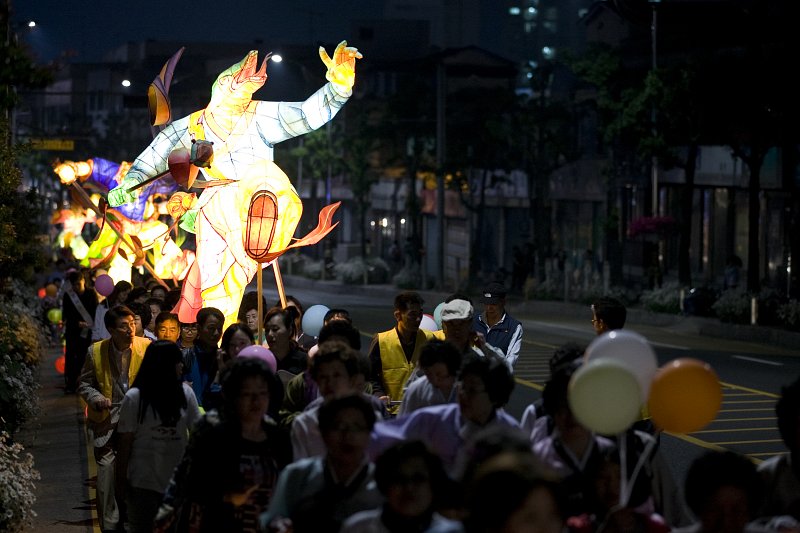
[584,329,658,401]
[569,358,643,435]
[301,304,330,337]
[420,314,438,332]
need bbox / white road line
[650,341,690,350]
[732,355,783,366]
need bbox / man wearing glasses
[78,305,151,533]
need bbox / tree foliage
[0,120,46,282]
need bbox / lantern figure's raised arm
[107,41,361,328]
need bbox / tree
[517,62,581,284]
[0,1,53,117]
[446,84,520,285]
[341,105,379,258]
[0,2,52,283]
[569,45,646,286]
[0,119,45,282]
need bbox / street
[261,278,800,486]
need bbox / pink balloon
[95,274,115,297]
[238,345,277,373]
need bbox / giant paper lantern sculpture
[51,208,95,260]
[53,158,179,287]
[107,40,362,330]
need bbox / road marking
[667,432,726,452]
[718,408,775,413]
[722,400,777,404]
[711,417,776,422]
[650,341,690,350]
[710,438,783,445]
[515,377,544,391]
[732,355,783,366]
[750,451,788,457]
[522,338,559,349]
[84,415,101,532]
[693,427,776,433]
[720,382,780,398]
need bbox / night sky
[13,0,386,63]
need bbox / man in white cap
[441,297,514,370]
[473,282,522,367]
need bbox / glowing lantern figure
[53,158,185,286]
[51,208,95,260]
[107,41,361,329]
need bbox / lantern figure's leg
[273,261,287,309]
[257,266,264,345]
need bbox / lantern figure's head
[209,50,269,109]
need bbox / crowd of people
[46,267,800,533]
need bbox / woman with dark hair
[285,295,316,350]
[221,322,256,363]
[115,340,201,533]
[463,452,564,533]
[343,440,463,532]
[238,291,268,344]
[264,306,308,375]
[177,357,291,532]
[263,394,383,532]
[203,322,256,412]
[675,451,765,533]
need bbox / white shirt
[398,375,456,415]
[117,383,201,492]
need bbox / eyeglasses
[181,324,198,331]
[329,424,370,434]
[391,473,430,486]
[457,382,487,397]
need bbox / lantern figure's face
[238,161,302,263]
[208,50,268,110]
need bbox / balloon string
[622,432,658,507]
[619,432,628,508]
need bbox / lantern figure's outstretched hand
[108,183,137,207]
[319,40,362,92]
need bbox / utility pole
[435,61,446,289]
[650,0,660,216]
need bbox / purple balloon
[95,274,115,297]
[238,344,277,373]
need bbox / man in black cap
[473,282,523,367]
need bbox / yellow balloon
[647,358,722,434]
[47,308,63,324]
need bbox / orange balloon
[648,358,722,434]
[55,355,66,375]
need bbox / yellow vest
[377,328,433,403]
[86,337,150,423]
